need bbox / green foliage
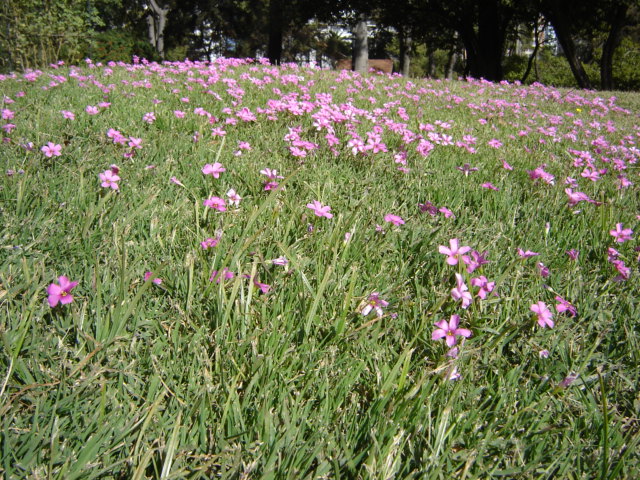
[612,36,640,90]
[166,44,189,62]
[92,29,157,63]
[502,49,602,89]
[502,53,529,83]
[0,0,101,71]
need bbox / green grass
[1,61,639,478]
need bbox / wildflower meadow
[1,58,639,478]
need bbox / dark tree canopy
[1,0,640,89]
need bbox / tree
[539,0,593,88]
[146,0,170,59]
[398,26,412,76]
[599,0,638,90]
[353,13,368,72]
[440,0,516,81]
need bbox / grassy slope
[1,61,639,478]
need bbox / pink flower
[384,214,405,226]
[307,200,333,218]
[530,301,554,328]
[144,272,162,285]
[210,268,235,283]
[555,296,577,316]
[47,276,78,307]
[85,105,99,115]
[361,292,389,317]
[200,237,220,249]
[465,250,489,273]
[565,188,598,207]
[617,175,633,189]
[445,366,461,381]
[612,259,630,281]
[203,196,226,212]
[271,256,288,266]
[174,110,185,118]
[253,279,271,294]
[99,169,120,189]
[439,207,455,219]
[471,275,495,299]
[517,248,539,258]
[432,314,472,347]
[243,274,271,294]
[170,176,184,187]
[260,168,284,179]
[481,182,499,191]
[128,137,143,149]
[202,162,226,178]
[502,159,514,170]
[61,110,75,120]
[439,239,471,265]
[559,373,578,388]
[456,163,478,176]
[451,273,473,309]
[226,188,241,206]
[107,128,126,144]
[610,223,633,243]
[41,142,62,157]
[419,201,438,215]
[566,249,579,261]
[143,112,156,124]
[446,347,459,358]
[537,262,550,278]
[488,138,503,148]
[260,168,284,190]
[581,168,601,182]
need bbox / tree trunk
[267,0,283,65]
[457,18,480,78]
[445,46,458,80]
[601,4,628,90]
[148,0,169,60]
[353,14,368,74]
[427,46,436,77]
[542,3,592,89]
[476,0,509,81]
[522,18,545,84]
[146,14,156,52]
[457,0,510,81]
[399,27,411,76]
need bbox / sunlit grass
[1,60,639,478]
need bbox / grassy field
[1,58,639,479]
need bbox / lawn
[1,58,639,479]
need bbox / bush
[0,0,96,72]
[90,29,157,63]
[612,37,640,91]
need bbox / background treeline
[1,0,639,90]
